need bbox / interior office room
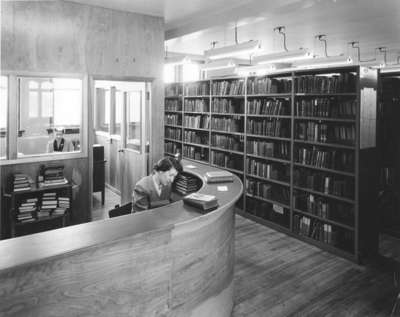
[0,0,400,316]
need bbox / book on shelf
[204,171,234,183]
[183,193,218,211]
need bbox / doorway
[92,79,150,219]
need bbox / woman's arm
[132,185,150,212]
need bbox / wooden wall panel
[1,1,165,232]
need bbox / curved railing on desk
[0,160,243,317]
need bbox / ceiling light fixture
[253,26,312,64]
[294,34,353,69]
[349,42,387,68]
[235,63,292,76]
[204,23,260,60]
[164,51,205,65]
[201,58,250,71]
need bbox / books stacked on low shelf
[174,173,199,195]
[183,193,218,212]
[13,174,32,192]
[58,197,70,209]
[16,198,38,223]
[40,192,58,213]
[204,171,234,183]
[41,165,68,187]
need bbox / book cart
[164,66,378,262]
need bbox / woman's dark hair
[153,157,183,173]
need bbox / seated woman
[47,129,74,153]
[132,157,182,212]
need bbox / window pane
[105,90,110,125]
[183,63,200,82]
[28,91,39,117]
[112,90,123,135]
[41,91,53,117]
[127,91,141,151]
[18,77,82,157]
[0,76,7,159]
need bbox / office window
[0,76,7,159]
[17,77,82,157]
[112,90,123,135]
[183,63,201,82]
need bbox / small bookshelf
[164,66,378,262]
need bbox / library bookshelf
[164,66,378,263]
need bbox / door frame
[88,75,154,217]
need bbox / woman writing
[132,157,182,212]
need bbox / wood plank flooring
[233,214,399,317]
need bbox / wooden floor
[91,187,120,221]
[90,193,399,316]
[233,215,399,317]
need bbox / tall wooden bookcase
[164,66,378,262]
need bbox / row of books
[293,193,354,226]
[165,142,181,154]
[211,99,244,114]
[12,174,32,192]
[294,73,356,94]
[246,139,290,160]
[211,80,245,96]
[247,118,290,138]
[295,122,356,145]
[246,198,290,228]
[295,98,357,118]
[184,99,209,112]
[247,77,292,94]
[293,168,354,199]
[165,85,182,97]
[247,99,290,115]
[295,146,355,172]
[211,134,243,152]
[165,114,181,126]
[184,82,209,96]
[183,145,208,161]
[184,115,210,129]
[184,131,209,145]
[246,159,290,183]
[246,180,290,206]
[165,99,181,112]
[165,127,182,140]
[293,215,337,245]
[211,117,242,133]
[211,151,243,171]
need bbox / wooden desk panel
[0,160,243,317]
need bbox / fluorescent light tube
[165,52,205,65]
[380,64,400,73]
[293,55,353,69]
[253,49,312,64]
[201,58,250,71]
[204,40,260,60]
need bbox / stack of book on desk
[204,171,234,183]
[183,193,218,212]
[40,192,58,212]
[174,173,199,195]
[12,174,32,192]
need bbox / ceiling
[69,0,400,62]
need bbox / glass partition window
[0,76,8,159]
[127,91,142,151]
[17,77,82,157]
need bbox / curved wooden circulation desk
[0,160,243,317]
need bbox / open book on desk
[183,193,218,212]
